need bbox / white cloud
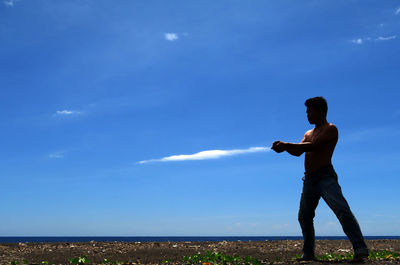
[351,38,363,45]
[57,110,74,115]
[395,7,400,15]
[4,0,17,7]
[54,110,81,116]
[351,35,396,45]
[164,33,179,41]
[376,35,396,41]
[139,146,270,164]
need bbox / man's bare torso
[303,123,338,174]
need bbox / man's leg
[319,176,369,255]
[298,178,321,259]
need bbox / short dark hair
[305,96,328,117]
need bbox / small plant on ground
[316,252,352,261]
[369,250,400,260]
[69,255,91,264]
[293,250,400,262]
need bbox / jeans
[298,165,368,257]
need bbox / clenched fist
[271,141,286,153]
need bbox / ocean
[0,236,399,243]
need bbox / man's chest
[307,128,325,142]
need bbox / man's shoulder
[327,123,338,132]
[325,123,339,139]
[304,124,338,136]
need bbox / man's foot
[351,253,369,263]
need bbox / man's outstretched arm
[284,141,315,154]
[285,143,306,156]
[272,131,308,156]
[272,125,338,155]
[276,133,307,156]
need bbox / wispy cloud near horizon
[139,146,270,164]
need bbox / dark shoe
[351,253,369,263]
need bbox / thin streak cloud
[351,35,396,45]
[376,35,396,41]
[139,147,270,164]
[54,110,82,117]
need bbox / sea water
[0,236,399,243]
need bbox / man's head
[305,96,328,124]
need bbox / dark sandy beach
[1,239,399,264]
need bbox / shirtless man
[271,97,369,262]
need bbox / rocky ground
[0,240,399,264]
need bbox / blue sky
[1,0,399,236]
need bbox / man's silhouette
[271,97,369,262]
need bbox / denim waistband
[304,164,335,178]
